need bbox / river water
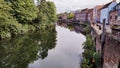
[0,25,86,68]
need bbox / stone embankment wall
[91,28,101,52]
[91,27,120,68]
[103,34,120,68]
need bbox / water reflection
[29,25,86,68]
[57,23,83,33]
[0,28,57,68]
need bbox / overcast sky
[48,0,120,13]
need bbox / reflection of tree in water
[0,27,56,68]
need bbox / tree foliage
[81,24,100,68]
[67,12,74,19]
[47,1,57,22]
[37,2,49,24]
[0,0,57,39]
[36,1,57,25]
[10,0,38,23]
[0,0,22,38]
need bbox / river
[0,25,86,68]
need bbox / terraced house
[74,10,81,21]
[100,0,117,24]
[109,2,120,26]
[93,5,103,23]
[79,8,88,22]
[87,9,93,23]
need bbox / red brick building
[93,5,104,23]
[109,10,118,25]
[111,25,120,37]
[87,9,93,23]
[109,3,120,26]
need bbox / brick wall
[103,34,120,68]
[109,11,118,25]
[112,29,120,38]
[91,27,120,68]
[91,28,102,52]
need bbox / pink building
[93,5,104,23]
[109,3,120,26]
[87,9,93,23]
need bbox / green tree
[67,12,74,19]
[47,1,57,22]
[36,1,57,25]
[10,0,38,23]
[37,2,49,25]
[41,0,46,2]
[0,0,22,38]
[0,0,57,39]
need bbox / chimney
[112,0,116,2]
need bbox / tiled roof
[98,2,113,11]
[81,8,88,12]
[95,5,104,11]
[114,2,120,10]
[114,2,120,7]
[87,9,93,13]
[102,2,112,9]
[110,2,120,12]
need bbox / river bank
[0,23,55,39]
[80,23,101,68]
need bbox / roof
[87,9,93,13]
[81,8,88,12]
[115,2,120,6]
[75,10,81,13]
[95,5,104,11]
[110,2,120,12]
[113,2,120,10]
[102,2,112,9]
[99,1,113,11]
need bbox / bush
[81,24,96,68]
[0,31,11,39]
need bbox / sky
[47,0,120,13]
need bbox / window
[115,16,117,20]
[116,6,118,9]
[119,5,120,9]
[110,16,112,19]
[118,10,120,16]
[104,14,106,17]
[118,62,120,68]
